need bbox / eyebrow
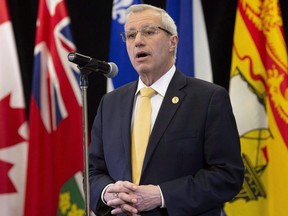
[125,24,158,31]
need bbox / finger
[114,180,137,189]
[107,197,125,207]
[118,191,137,204]
[122,181,138,191]
[122,203,138,214]
[110,207,123,215]
[111,204,138,215]
[107,181,137,194]
[113,192,119,199]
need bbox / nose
[134,32,145,47]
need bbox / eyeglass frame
[120,26,173,42]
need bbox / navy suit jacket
[89,70,244,215]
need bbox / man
[89,4,244,216]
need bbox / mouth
[136,51,149,59]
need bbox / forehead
[125,9,162,30]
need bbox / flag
[107,0,142,91]
[224,0,288,215]
[0,0,29,215]
[25,0,84,215]
[166,0,213,81]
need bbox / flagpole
[80,73,90,216]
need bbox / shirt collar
[135,65,176,97]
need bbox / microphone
[68,52,118,78]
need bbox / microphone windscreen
[106,62,119,78]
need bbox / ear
[169,35,178,52]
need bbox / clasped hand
[104,181,162,215]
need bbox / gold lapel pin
[172,96,179,104]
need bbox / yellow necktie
[131,87,156,184]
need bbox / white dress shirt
[101,65,176,208]
[132,65,176,130]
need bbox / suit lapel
[142,71,187,174]
[119,82,137,180]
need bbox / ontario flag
[166,0,213,81]
[24,0,84,215]
[224,0,288,215]
[0,0,29,215]
[107,0,142,92]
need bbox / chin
[138,69,151,76]
[135,64,151,74]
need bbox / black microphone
[68,52,118,78]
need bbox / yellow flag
[224,0,288,215]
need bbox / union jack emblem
[32,1,81,133]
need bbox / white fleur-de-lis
[112,0,134,24]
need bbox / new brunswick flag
[224,0,288,215]
[25,0,84,215]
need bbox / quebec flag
[166,0,213,82]
[108,0,142,91]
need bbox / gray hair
[125,4,178,37]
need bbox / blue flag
[166,0,213,81]
[108,0,142,91]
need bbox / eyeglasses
[120,26,172,42]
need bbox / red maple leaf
[0,93,27,194]
[0,94,26,148]
[0,160,16,193]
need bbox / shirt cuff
[101,183,114,205]
[157,185,166,208]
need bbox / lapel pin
[172,96,179,104]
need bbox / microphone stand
[68,52,118,216]
[79,70,90,216]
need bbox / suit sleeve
[159,87,244,215]
[88,97,114,215]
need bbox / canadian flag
[0,0,29,215]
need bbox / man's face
[124,10,177,77]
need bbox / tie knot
[140,87,156,98]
